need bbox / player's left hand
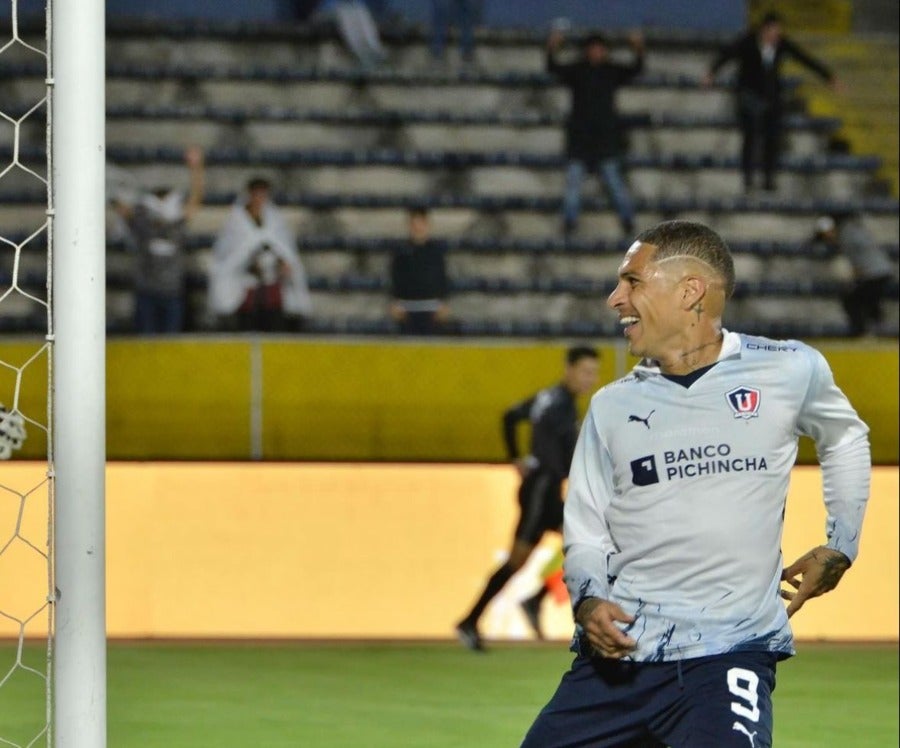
[780,545,851,618]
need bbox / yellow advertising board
[1,462,896,641]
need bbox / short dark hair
[635,220,736,298]
[583,33,608,49]
[246,177,271,192]
[408,206,429,219]
[761,11,783,27]
[566,345,599,366]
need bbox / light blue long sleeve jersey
[563,331,871,662]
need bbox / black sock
[525,585,549,607]
[462,563,515,625]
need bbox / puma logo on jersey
[732,721,758,746]
[628,410,655,429]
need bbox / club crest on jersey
[726,386,761,420]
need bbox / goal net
[0,0,53,745]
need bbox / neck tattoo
[680,332,723,365]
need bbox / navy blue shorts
[521,650,777,748]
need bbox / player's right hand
[576,597,637,659]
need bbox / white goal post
[0,0,109,745]
[50,0,108,744]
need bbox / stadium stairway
[789,32,899,199]
[0,18,898,338]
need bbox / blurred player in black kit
[456,345,600,651]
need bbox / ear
[680,275,707,311]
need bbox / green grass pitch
[0,641,897,746]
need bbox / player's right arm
[563,405,632,654]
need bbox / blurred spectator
[315,0,387,68]
[111,146,205,334]
[389,207,450,335]
[430,0,479,66]
[208,178,312,333]
[702,11,838,193]
[546,27,644,238]
[811,212,893,337]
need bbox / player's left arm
[782,347,871,616]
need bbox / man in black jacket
[455,346,600,651]
[547,29,645,238]
[389,207,450,335]
[702,11,838,193]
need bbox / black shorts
[514,471,564,545]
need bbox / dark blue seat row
[293,235,898,260]
[171,273,898,301]
[1,102,840,136]
[2,187,898,216]
[5,144,883,178]
[299,316,891,340]
[233,191,900,216]
[0,306,893,341]
[24,145,860,174]
[11,233,897,261]
[88,145,882,173]
[0,58,802,94]
[101,62,741,90]
[92,17,734,50]
[100,103,840,134]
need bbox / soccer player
[520,220,870,747]
[455,345,600,652]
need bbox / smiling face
[606,241,727,372]
[607,242,685,360]
[607,221,732,372]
